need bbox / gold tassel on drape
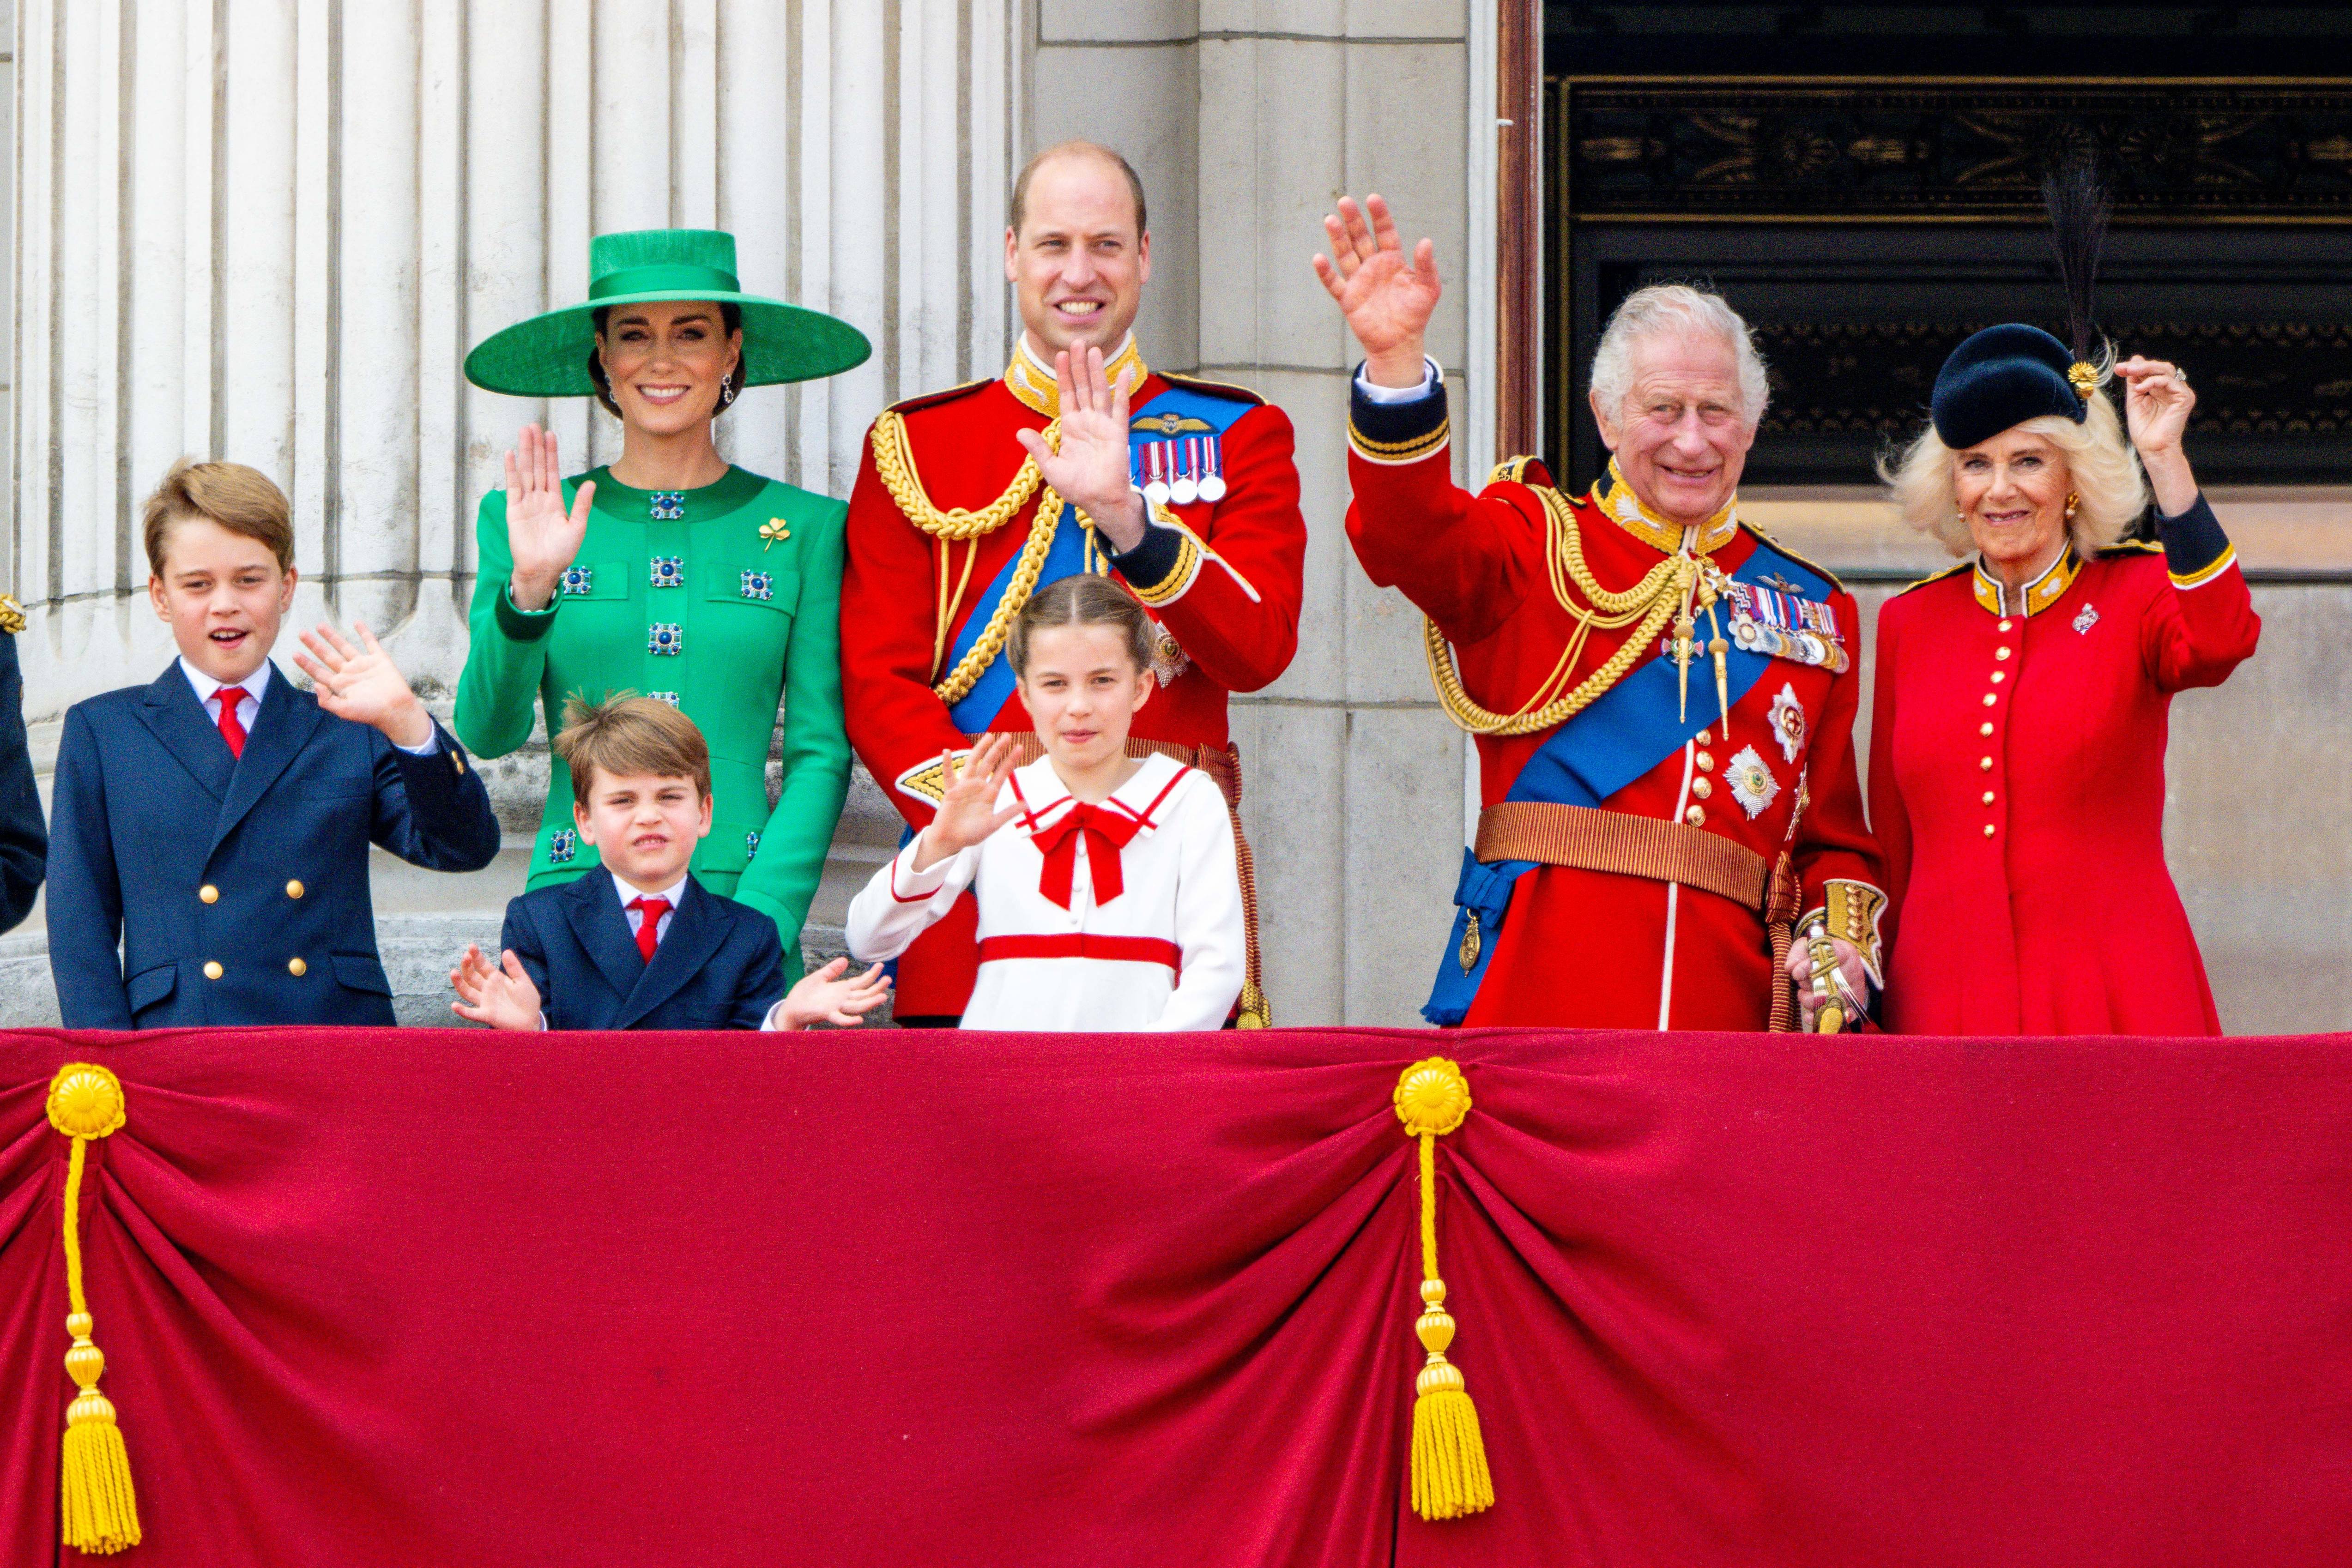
[47,1062,140,1555]
[1392,1058,1493,1521]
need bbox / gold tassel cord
[1426,484,1701,738]
[46,1062,140,1555]
[1393,1058,1494,1521]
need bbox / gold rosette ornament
[1392,1058,1493,1520]
[47,1063,141,1554]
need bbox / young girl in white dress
[844,575,1246,1031]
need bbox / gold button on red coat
[1983,791,1996,805]
[1991,671,2006,684]
[1685,805,1706,826]
[1983,824,1996,837]
[1979,722,1994,736]
[1694,751,1715,772]
[1983,693,1998,707]
[1691,777,1714,800]
[1980,756,1993,770]
[1996,647,2013,661]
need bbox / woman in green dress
[457,228,870,973]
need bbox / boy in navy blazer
[47,459,501,1028]
[450,695,889,1031]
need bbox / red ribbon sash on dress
[1029,802,1145,910]
[976,934,1181,971]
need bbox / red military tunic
[1344,378,1883,1031]
[1869,499,2260,1035]
[840,334,1305,1017]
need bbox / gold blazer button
[203,960,224,980]
[288,957,308,977]
[286,880,305,899]
[199,884,219,904]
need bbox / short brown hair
[142,459,295,576]
[1009,574,1155,676]
[553,694,713,807]
[1009,141,1147,240]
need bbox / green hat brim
[463,289,871,398]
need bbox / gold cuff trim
[2171,543,2238,591]
[1818,879,1888,985]
[1126,527,1203,608]
[894,752,967,807]
[1348,417,1451,466]
[0,594,24,635]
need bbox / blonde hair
[553,694,713,807]
[1590,283,1771,427]
[1008,574,1155,676]
[142,458,296,575]
[1879,376,2149,558]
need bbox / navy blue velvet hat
[1929,324,2092,451]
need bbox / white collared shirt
[179,655,271,736]
[611,870,691,945]
[177,654,440,754]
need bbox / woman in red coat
[1869,323,2258,1034]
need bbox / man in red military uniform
[1315,194,1883,1030]
[841,141,1305,1025]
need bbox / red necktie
[215,688,248,759]
[1029,803,1145,911]
[627,897,671,964]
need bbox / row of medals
[1135,436,1227,508]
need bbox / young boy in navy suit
[449,695,890,1031]
[47,459,502,1027]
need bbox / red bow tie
[1029,802,1145,911]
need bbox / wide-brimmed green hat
[463,228,871,398]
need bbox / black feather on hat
[1929,151,2112,451]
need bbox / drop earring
[2064,491,2080,519]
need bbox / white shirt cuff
[761,998,793,1032]
[394,723,442,757]
[1354,356,1442,405]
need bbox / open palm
[504,422,595,610]
[1313,194,1442,368]
[916,733,1023,866]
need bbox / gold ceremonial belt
[1474,800,1785,917]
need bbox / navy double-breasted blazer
[0,628,46,935]
[46,660,502,1028]
[502,872,787,1031]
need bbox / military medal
[1724,745,1782,819]
[1197,437,1227,503]
[1169,439,1200,506]
[1141,442,1173,508]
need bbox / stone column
[1034,1,1489,1024]
[4,0,1022,1020]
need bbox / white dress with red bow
[844,753,1245,1031]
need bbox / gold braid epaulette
[871,407,1058,541]
[1425,485,1699,737]
[870,410,1075,706]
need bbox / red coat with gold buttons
[1868,514,2260,1035]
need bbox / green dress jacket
[455,465,848,976]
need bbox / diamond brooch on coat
[2074,603,2099,635]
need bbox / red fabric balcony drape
[5,1025,2351,1566]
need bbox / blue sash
[941,382,1255,733]
[1422,535,1833,1024]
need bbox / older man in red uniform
[841,142,1305,1025]
[1315,195,1883,1031]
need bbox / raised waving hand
[2115,355,2200,517]
[1015,345,1147,550]
[1312,194,1442,389]
[912,733,1024,870]
[503,423,596,611]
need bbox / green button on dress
[455,464,849,976]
